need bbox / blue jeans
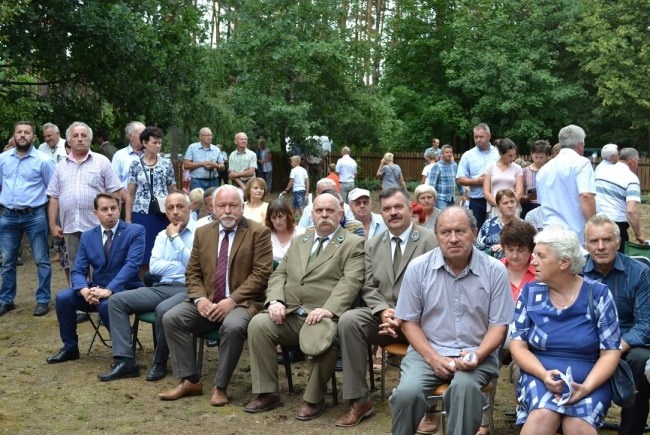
[0,205,52,304]
[436,198,454,210]
[189,177,219,192]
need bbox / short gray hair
[558,124,586,150]
[585,213,620,242]
[42,122,59,133]
[414,183,437,202]
[66,122,93,142]
[473,123,491,135]
[124,121,145,137]
[534,226,585,274]
[213,184,243,203]
[619,147,639,162]
[601,143,618,160]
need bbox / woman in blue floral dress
[125,127,176,267]
[510,227,621,434]
[476,189,521,259]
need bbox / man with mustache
[336,187,437,427]
[244,192,365,421]
[0,121,56,316]
[158,185,272,407]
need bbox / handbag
[140,158,166,216]
[587,284,636,408]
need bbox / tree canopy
[0,0,647,154]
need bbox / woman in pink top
[483,138,523,216]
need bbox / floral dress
[128,157,176,264]
[511,278,620,429]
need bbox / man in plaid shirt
[426,144,464,210]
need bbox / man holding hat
[244,192,365,421]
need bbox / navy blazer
[71,220,145,293]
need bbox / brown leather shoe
[243,392,284,413]
[295,400,325,421]
[158,380,203,401]
[416,412,439,434]
[210,387,229,406]
[335,399,374,427]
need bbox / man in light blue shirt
[0,121,55,317]
[98,191,196,382]
[456,123,499,229]
[184,127,224,191]
[112,121,145,189]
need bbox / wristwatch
[268,300,284,307]
[168,234,179,242]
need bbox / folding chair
[280,345,338,405]
[86,313,111,355]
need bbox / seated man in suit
[98,191,197,381]
[47,192,145,363]
[336,187,438,427]
[158,185,272,406]
[244,192,365,421]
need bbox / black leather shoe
[76,312,89,323]
[98,360,140,381]
[47,347,80,364]
[146,363,167,381]
[0,302,16,316]
[33,303,49,316]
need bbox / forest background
[1,0,648,158]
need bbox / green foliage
[355,177,382,192]
[568,0,650,147]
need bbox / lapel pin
[303,232,313,242]
[336,234,345,243]
[382,232,388,242]
[411,231,419,242]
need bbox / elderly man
[244,193,365,421]
[297,178,356,229]
[47,122,125,268]
[537,124,596,243]
[46,193,145,364]
[595,143,618,175]
[0,122,56,316]
[184,127,224,191]
[37,122,67,163]
[158,185,272,406]
[336,187,437,427]
[583,214,650,435]
[456,123,499,229]
[390,206,513,435]
[98,191,197,382]
[336,147,358,203]
[228,132,257,190]
[348,188,386,240]
[112,121,145,189]
[595,147,646,250]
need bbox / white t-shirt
[290,165,308,192]
[422,162,434,178]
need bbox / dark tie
[308,237,327,266]
[213,229,232,303]
[393,237,402,277]
[104,229,113,259]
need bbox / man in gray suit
[335,187,438,427]
[244,192,365,421]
